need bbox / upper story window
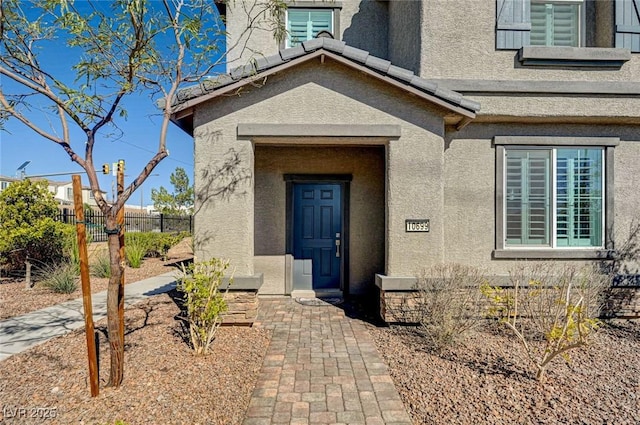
[66,187,73,200]
[530,1,583,47]
[0,181,8,191]
[286,9,334,48]
[496,0,640,53]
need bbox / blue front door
[293,183,342,290]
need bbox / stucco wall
[192,59,448,287]
[225,0,389,71]
[254,146,385,294]
[387,0,421,74]
[419,0,640,82]
[443,123,640,276]
[466,94,640,121]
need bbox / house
[167,0,640,314]
[0,175,104,207]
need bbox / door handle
[335,239,341,257]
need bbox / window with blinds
[530,1,582,47]
[504,147,604,248]
[287,9,333,48]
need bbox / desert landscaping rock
[0,292,271,425]
[368,320,640,425]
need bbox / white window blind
[505,147,603,248]
[556,149,603,247]
[530,2,581,47]
[287,9,333,47]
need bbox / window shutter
[616,0,640,52]
[531,3,579,47]
[505,150,550,246]
[309,11,332,36]
[496,0,531,49]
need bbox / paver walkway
[244,298,413,425]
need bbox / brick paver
[243,298,412,425]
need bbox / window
[286,9,333,47]
[496,0,640,52]
[66,187,73,200]
[494,137,617,259]
[505,147,603,248]
[89,190,95,199]
[0,181,8,191]
[530,1,583,47]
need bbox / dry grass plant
[413,263,487,353]
[482,262,608,382]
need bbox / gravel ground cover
[0,240,192,321]
[0,290,271,425]
[368,320,640,425]
[0,258,173,321]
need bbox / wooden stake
[117,161,125,348]
[72,175,99,397]
[24,258,32,289]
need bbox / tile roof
[168,38,480,115]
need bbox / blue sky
[0,1,225,207]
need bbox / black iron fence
[56,208,193,242]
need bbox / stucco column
[385,133,445,276]
[193,126,254,276]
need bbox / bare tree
[0,0,284,388]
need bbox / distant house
[166,0,640,303]
[0,176,105,207]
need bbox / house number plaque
[405,219,430,232]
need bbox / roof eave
[170,49,477,134]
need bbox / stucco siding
[443,124,640,275]
[225,0,389,71]
[387,0,421,74]
[419,0,640,82]
[386,132,445,276]
[192,126,255,275]
[467,94,640,121]
[192,59,449,290]
[341,0,389,59]
[255,146,385,294]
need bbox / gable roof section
[169,38,480,134]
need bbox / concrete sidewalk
[244,298,413,425]
[0,272,178,362]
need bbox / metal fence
[56,209,193,242]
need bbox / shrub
[38,261,79,294]
[0,180,67,270]
[481,263,607,383]
[413,263,487,352]
[125,231,189,259]
[177,259,230,355]
[91,252,111,278]
[125,238,147,268]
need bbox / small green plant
[178,258,230,355]
[125,238,148,268]
[481,263,607,383]
[0,179,67,270]
[413,263,486,352]
[38,261,79,294]
[90,252,112,278]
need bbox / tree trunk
[106,214,125,387]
